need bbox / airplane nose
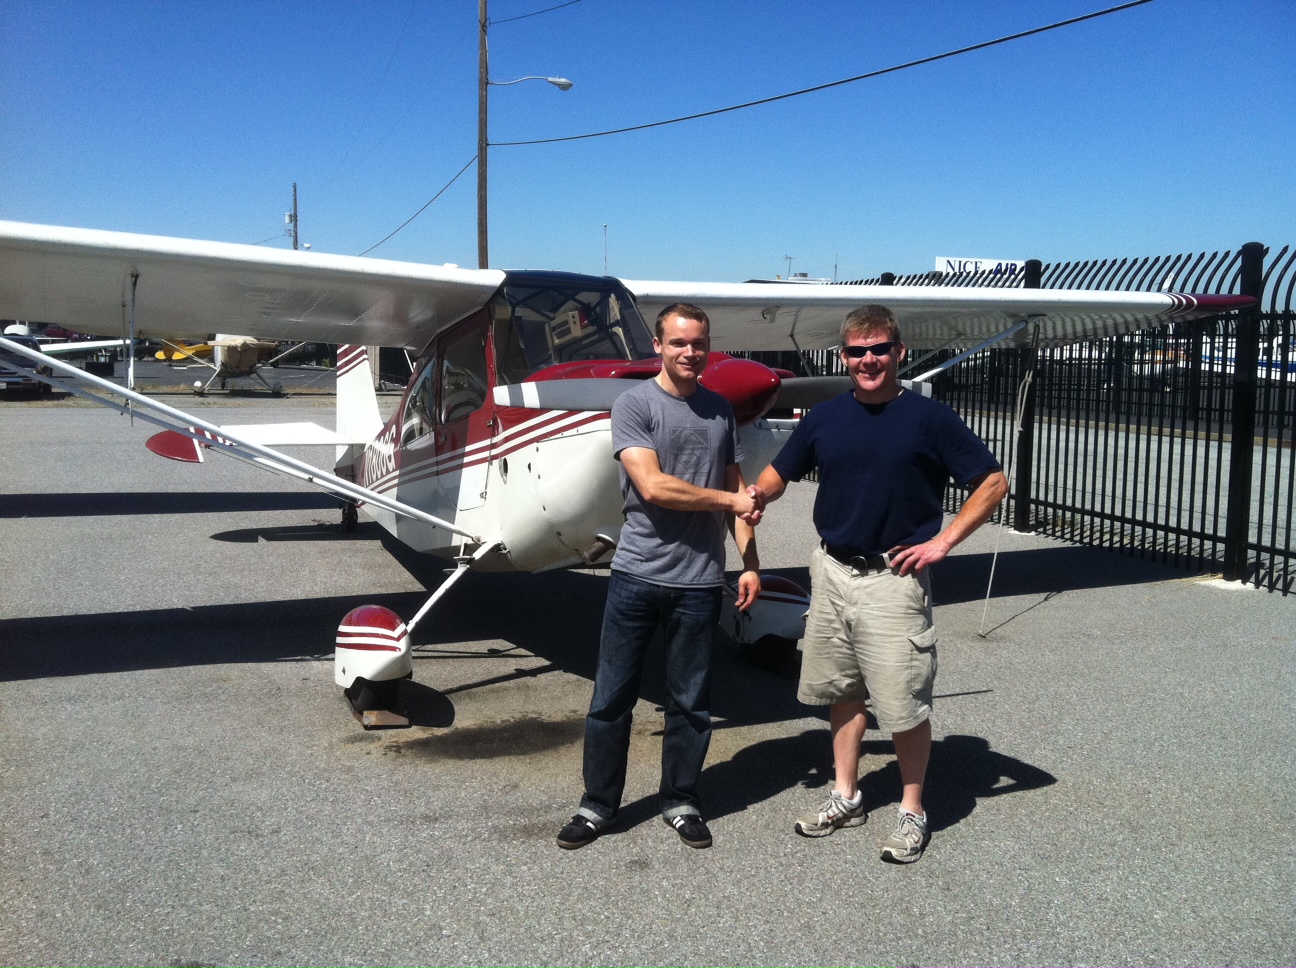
[698,354,781,424]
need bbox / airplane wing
[1,221,1252,358]
[624,280,1255,352]
[0,221,505,350]
[34,338,130,356]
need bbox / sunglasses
[841,341,898,359]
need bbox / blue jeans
[579,571,722,823]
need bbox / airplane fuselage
[345,271,791,572]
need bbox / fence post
[1222,242,1266,581]
[1012,259,1043,532]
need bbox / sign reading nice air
[936,257,1026,276]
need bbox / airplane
[155,335,313,394]
[1,320,137,393]
[3,320,131,359]
[0,219,1254,724]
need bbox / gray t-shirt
[610,379,742,587]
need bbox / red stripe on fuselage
[362,410,611,495]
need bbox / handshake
[733,484,767,526]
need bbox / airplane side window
[439,328,488,424]
[492,310,537,386]
[402,366,435,445]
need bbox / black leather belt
[822,542,890,572]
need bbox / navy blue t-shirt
[771,390,1000,556]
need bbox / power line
[320,0,420,192]
[365,0,1152,252]
[359,156,477,255]
[490,0,582,26]
[495,0,1154,147]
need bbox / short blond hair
[840,305,900,345]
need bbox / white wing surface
[0,221,505,350]
[1,221,1252,356]
[624,280,1254,351]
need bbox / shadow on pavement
[0,490,339,518]
[607,730,1055,835]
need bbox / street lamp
[477,1,572,269]
[491,75,573,91]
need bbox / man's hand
[735,569,761,612]
[731,486,759,520]
[738,484,766,526]
[887,538,951,576]
[889,469,1007,575]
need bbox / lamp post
[476,0,571,269]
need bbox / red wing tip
[1166,293,1257,312]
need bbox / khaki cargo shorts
[797,546,937,734]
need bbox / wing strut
[977,320,1042,638]
[0,336,481,542]
[126,271,139,394]
[405,540,503,636]
[907,318,1035,384]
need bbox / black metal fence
[751,243,1296,594]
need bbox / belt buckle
[850,553,886,574]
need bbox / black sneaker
[556,814,605,850]
[666,814,713,849]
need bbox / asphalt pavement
[0,391,1292,967]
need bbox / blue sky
[2,0,1292,283]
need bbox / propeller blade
[772,376,851,409]
[772,375,933,410]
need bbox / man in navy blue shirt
[751,304,1007,863]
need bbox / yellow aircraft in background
[157,335,310,393]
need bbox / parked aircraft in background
[0,332,55,395]
[0,220,1254,722]
[154,335,312,394]
[3,320,128,360]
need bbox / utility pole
[783,255,794,278]
[286,183,299,250]
[477,0,490,269]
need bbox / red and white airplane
[0,220,1254,721]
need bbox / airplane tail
[335,344,384,472]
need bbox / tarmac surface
[1,388,1293,967]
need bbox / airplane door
[434,315,491,512]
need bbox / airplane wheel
[740,634,799,673]
[341,503,359,532]
[347,677,399,714]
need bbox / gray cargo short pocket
[907,624,938,698]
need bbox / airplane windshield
[492,276,655,384]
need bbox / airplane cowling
[698,354,781,424]
[334,605,412,688]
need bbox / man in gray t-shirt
[556,303,761,851]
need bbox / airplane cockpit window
[492,277,655,385]
[402,362,436,446]
[439,328,488,424]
